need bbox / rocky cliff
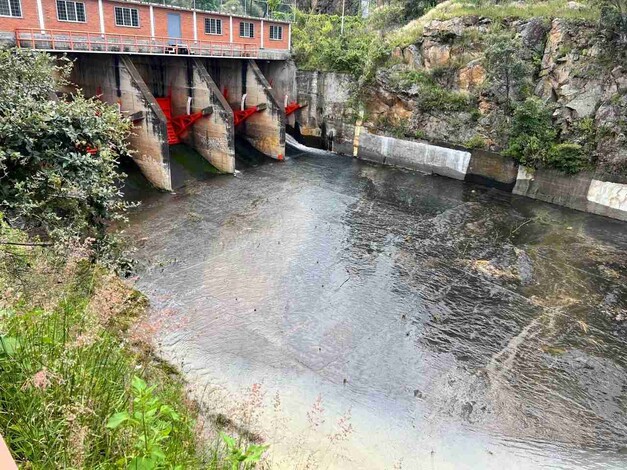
[365,15,627,177]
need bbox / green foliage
[484,33,533,114]
[388,70,474,113]
[369,0,437,30]
[546,143,589,173]
[368,3,406,30]
[505,97,557,165]
[220,432,268,470]
[464,135,488,149]
[596,0,627,45]
[505,97,591,173]
[0,266,199,468]
[0,49,132,244]
[373,115,413,138]
[418,86,473,112]
[292,11,388,77]
[107,376,190,469]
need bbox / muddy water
[125,143,627,469]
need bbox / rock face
[364,16,627,177]
[457,61,487,92]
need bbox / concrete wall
[466,149,518,192]
[354,127,471,180]
[244,60,285,160]
[70,54,171,190]
[294,70,353,148]
[514,167,627,221]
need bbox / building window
[0,0,21,17]
[57,0,86,23]
[239,21,254,38]
[205,18,222,35]
[114,6,139,28]
[269,25,283,41]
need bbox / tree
[484,34,533,116]
[0,50,132,244]
[504,97,557,166]
[597,0,627,46]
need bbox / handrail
[14,28,263,58]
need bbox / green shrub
[388,69,474,112]
[504,97,557,166]
[0,49,132,244]
[292,11,388,77]
[417,86,473,112]
[505,98,593,173]
[547,143,590,173]
[368,3,406,30]
[465,135,488,149]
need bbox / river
[124,141,627,469]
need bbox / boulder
[422,41,451,69]
[457,61,486,92]
[403,44,424,70]
[563,84,604,118]
[518,18,550,54]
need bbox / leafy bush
[505,98,592,173]
[546,143,589,173]
[292,11,389,78]
[417,86,473,112]
[0,49,131,244]
[368,3,406,30]
[388,69,474,112]
[465,135,488,149]
[504,97,557,165]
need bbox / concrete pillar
[243,59,285,160]
[70,54,172,191]
[185,59,235,173]
[257,59,298,127]
[203,59,285,160]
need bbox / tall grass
[386,0,600,49]
[0,255,199,467]
[0,221,266,468]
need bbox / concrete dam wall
[69,54,287,190]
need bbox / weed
[465,135,488,149]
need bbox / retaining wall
[292,70,627,222]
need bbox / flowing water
[125,142,627,469]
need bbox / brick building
[1,0,291,59]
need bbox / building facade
[1,0,291,59]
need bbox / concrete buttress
[243,60,285,160]
[70,54,172,191]
[187,59,235,173]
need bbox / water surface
[126,143,627,469]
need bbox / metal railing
[15,29,261,58]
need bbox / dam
[1,2,627,468]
